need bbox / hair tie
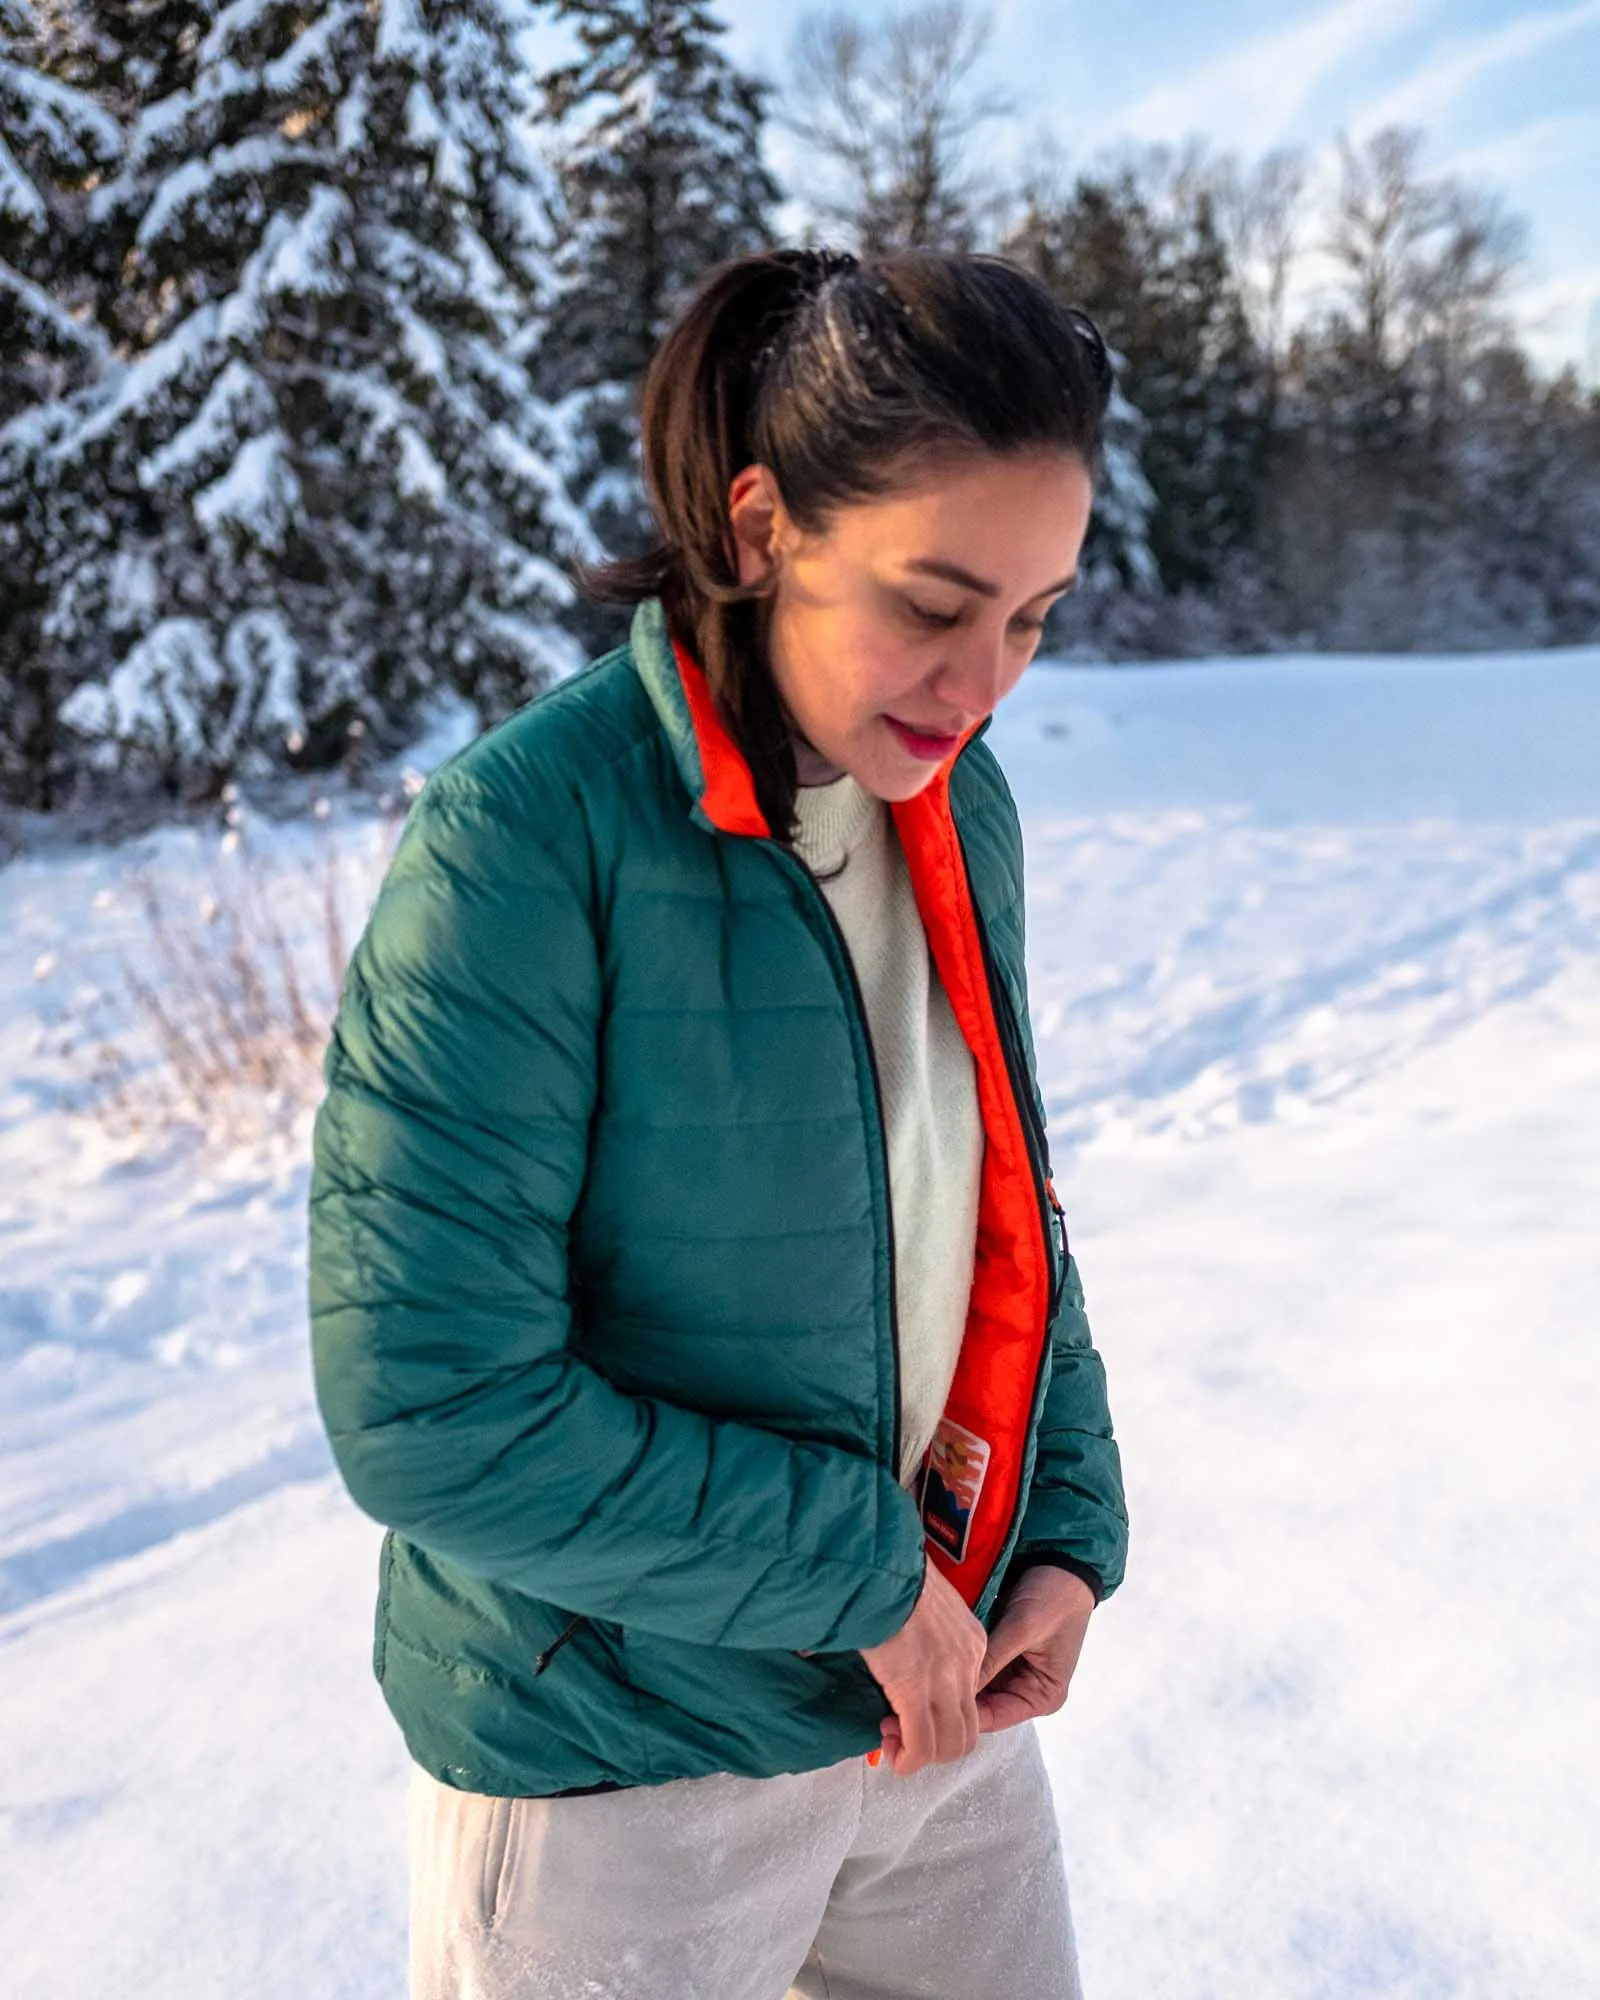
[750,248,859,384]
[793,247,858,293]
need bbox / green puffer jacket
[309,596,1127,1797]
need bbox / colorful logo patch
[919,1418,992,1563]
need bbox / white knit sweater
[791,774,984,1487]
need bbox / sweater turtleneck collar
[790,770,882,876]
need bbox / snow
[0,258,104,363]
[105,547,161,634]
[450,213,518,324]
[396,305,447,383]
[59,617,225,766]
[3,646,1597,1996]
[0,52,121,167]
[121,58,256,172]
[141,358,273,490]
[393,423,446,505]
[193,429,302,553]
[485,412,577,506]
[261,0,364,95]
[375,0,428,65]
[257,184,353,301]
[199,0,287,65]
[333,70,371,153]
[221,608,305,750]
[404,77,444,147]
[0,129,47,226]
[432,128,474,198]
[136,135,316,251]
[64,305,222,451]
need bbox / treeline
[1,0,1596,809]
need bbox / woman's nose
[931,628,1017,719]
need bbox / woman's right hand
[859,1560,988,1776]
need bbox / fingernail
[866,1748,883,1768]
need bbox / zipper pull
[1045,1177,1068,1318]
[533,1614,587,1676]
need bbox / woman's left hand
[973,1565,1096,1734]
[875,1565,1096,1761]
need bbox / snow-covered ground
[1,649,1596,1998]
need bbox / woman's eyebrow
[904,557,1077,600]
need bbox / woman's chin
[871,740,958,802]
[854,757,945,804]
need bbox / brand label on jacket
[919,1418,992,1563]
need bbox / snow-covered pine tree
[1004,184,1162,655]
[539,0,778,394]
[49,0,591,796]
[0,0,121,804]
[1316,354,1600,652]
[1041,347,1161,657]
[58,2,224,351]
[1083,352,1159,598]
[1138,189,1267,597]
[0,0,119,414]
[534,0,778,646]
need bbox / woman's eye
[1010,618,1046,637]
[906,600,959,629]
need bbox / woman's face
[729,449,1095,801]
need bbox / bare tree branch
[1211,146,1310,373]
[1324,126,1527,395]
[781,1,1013,250]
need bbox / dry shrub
[80,809,405,1147]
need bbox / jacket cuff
[1000,1548,1104,1605]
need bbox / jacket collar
[628,595,991,840]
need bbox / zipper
[954,829,1066,1612]
[762,796,1054,1593]
[963,863,1060,1323]
[765,844,904,1480]
[944,738,1058,1306]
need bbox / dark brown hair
[579,246,1113,839]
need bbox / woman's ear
[728,463,788,589]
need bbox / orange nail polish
[866,1747,883,1768]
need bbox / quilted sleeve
[309,771,927,1654]
[1009,1253,1129,1600]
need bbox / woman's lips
[885,716,964,762]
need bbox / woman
[310,246,1128,2000]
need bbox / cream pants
[408,1720,1083,2000]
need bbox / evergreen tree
[0,0,121,804]
[535,0,778,648]
[1141,190,1266,595]
[0,0,119,416]
[1082,354,1158,596]
[61,2,226,349]
[43,0,590,796]
[1006,164,1270,608]
[1457,364,1600,648]
[1305,352,1600,652]
[538,0,777,395]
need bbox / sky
[711,0,1600,382]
